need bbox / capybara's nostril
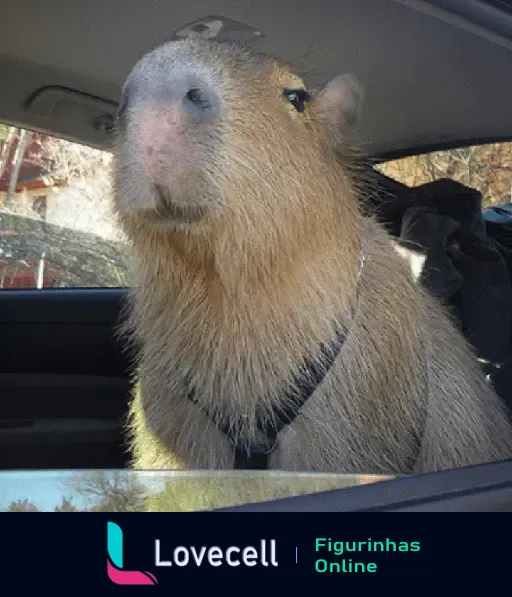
[186,88,209,107]
[182,84,219,119]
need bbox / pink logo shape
[107,559,158,585]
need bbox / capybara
[112,38,512,474]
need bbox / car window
[0,124,128,289]
[375,141,512,207]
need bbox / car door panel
[0,288,133,470]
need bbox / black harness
[187,326,351,469]
[186,248,366,470]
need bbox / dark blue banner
[0,513,509,588]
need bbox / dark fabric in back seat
[366,172,512,419]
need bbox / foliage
[0,125,16,181]
[2,472,390,512]
[7,498,40,512]
[0,124,15,142]
[145,474,377,512]
[53,497,78,512]
[64,471,148,512]
[376,141,512,207]
[34,134,112,187]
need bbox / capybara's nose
[134,73,220,122]
[128,73,221,182]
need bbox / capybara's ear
[314,73,364,133]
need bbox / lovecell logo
[107,522,158,585]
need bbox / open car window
[0,125,128,289]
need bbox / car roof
[2,0,512,159]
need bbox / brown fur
[112,38,512,474]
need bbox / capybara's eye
[283,88,311,113]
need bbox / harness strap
[187,324,351,469]
[186,245,366,469]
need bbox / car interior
[2,0,512,510]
